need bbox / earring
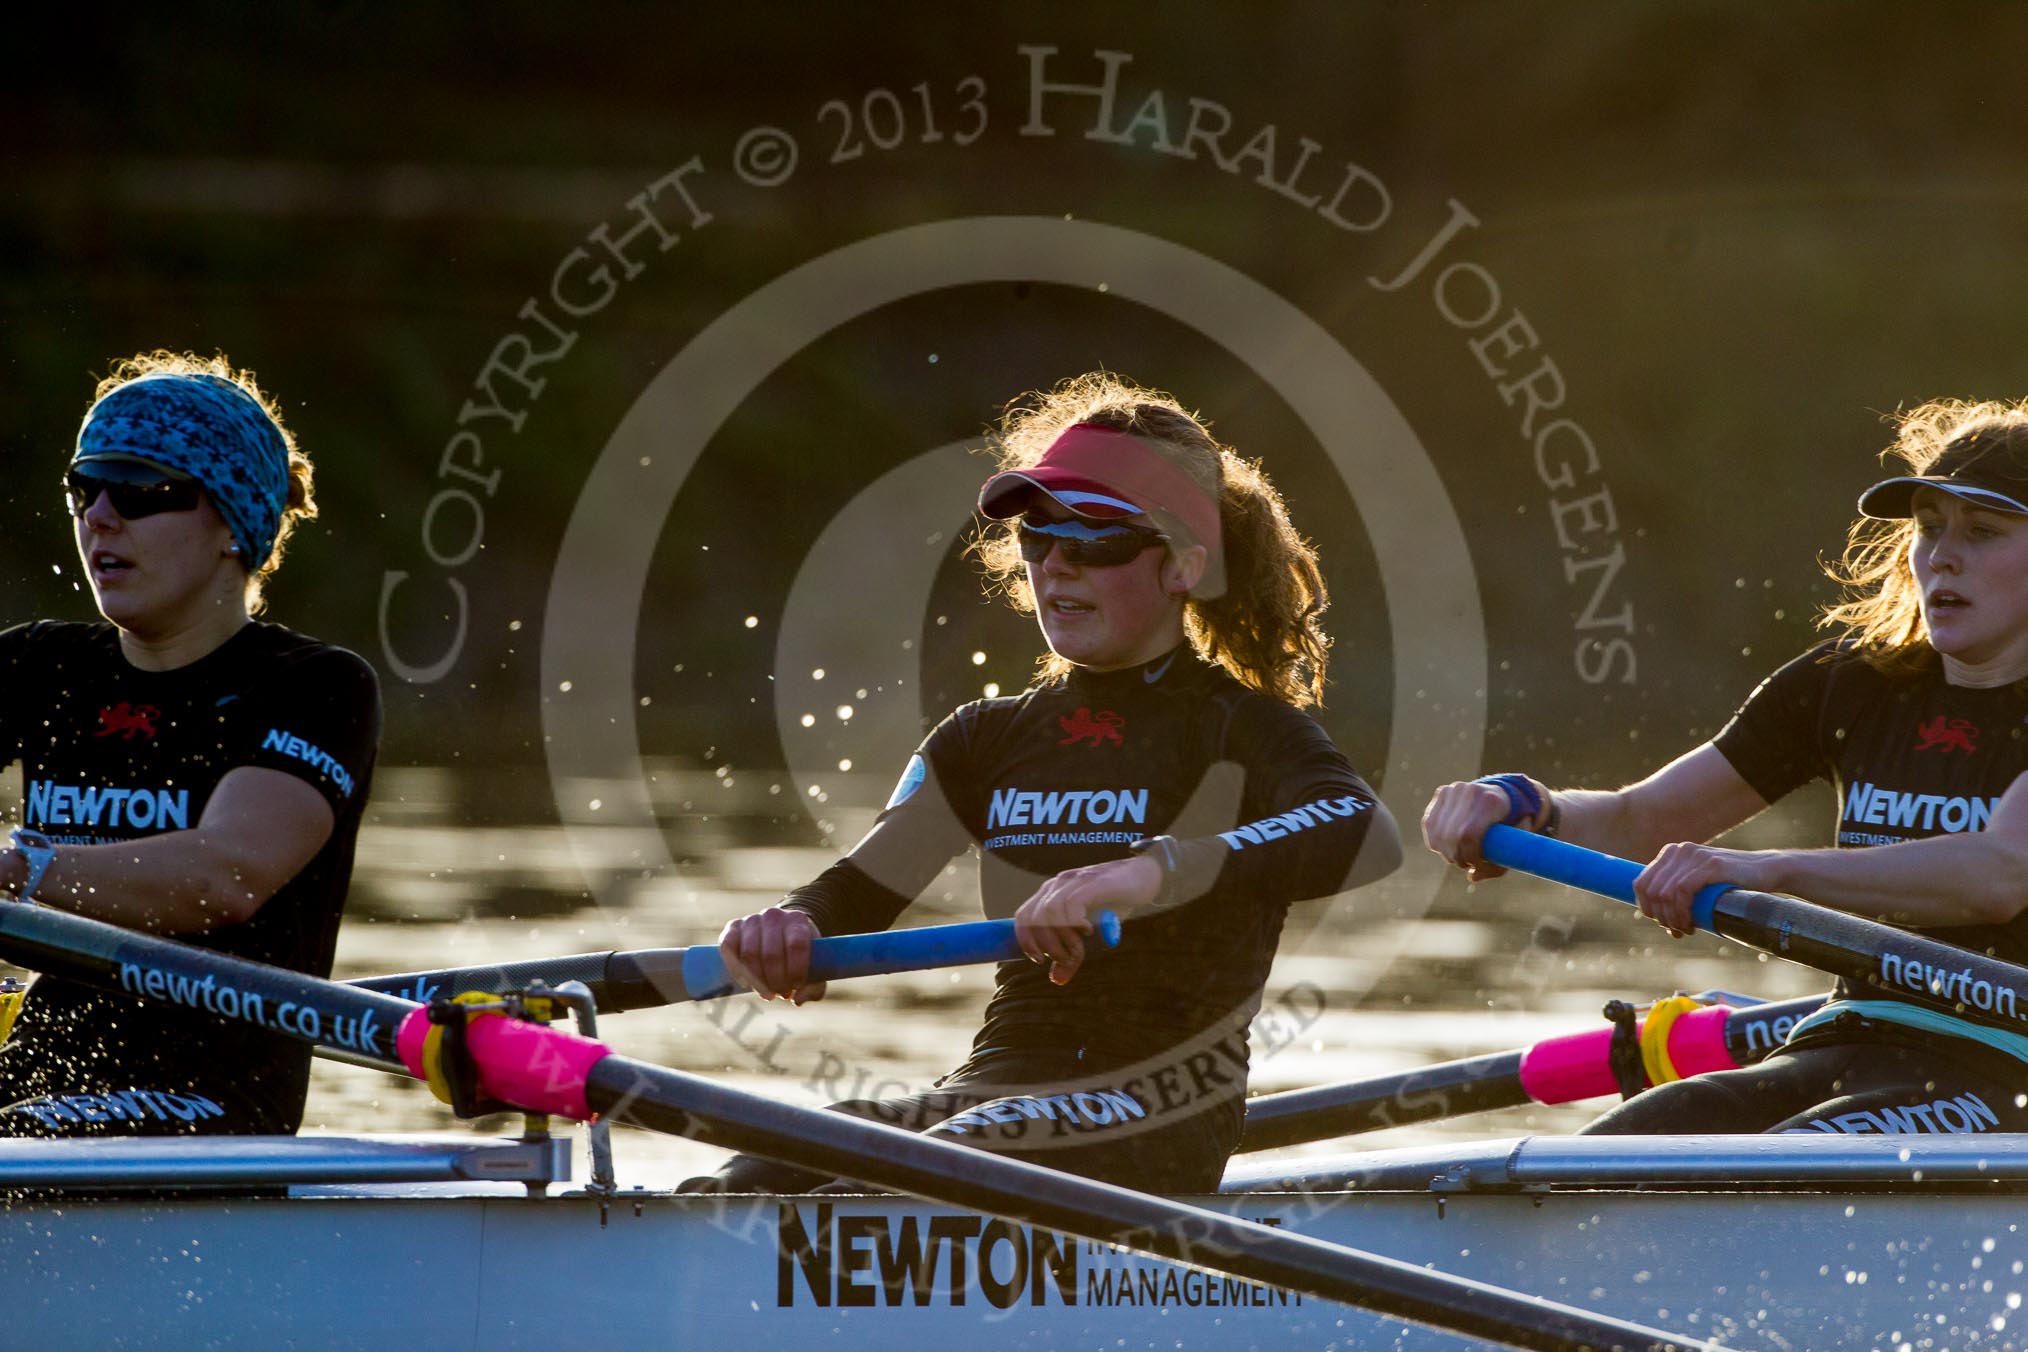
[225,544,242,556]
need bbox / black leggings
[1582,1030,2028,1136]
[683,1064,1236,1195]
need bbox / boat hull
[5,1158,2022,1349]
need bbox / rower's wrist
[4,830,57,903]
[0,848,25,898]
[1739,848,1787,896]
[1128,834,1184,909]
[1476,774,1557,834]
[1128,833,1227,911]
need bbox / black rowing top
[1716,639,2028,993]
[780,647,1387,1141]
[0,620,379,1135]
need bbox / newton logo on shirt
[987,787,1149,830]
[1842,781,1998,834]
[262,729,356,798]
[1219,796,1370,850]
[26,780,190,831]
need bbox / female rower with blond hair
[688,372,1400,1192]
[0,351,380,1136]
[1425,398,2028,1136]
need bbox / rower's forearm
[1760,836,2028,928]
[30,833,266,933]
[1548,788,1672,862]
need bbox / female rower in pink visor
[688,372,1400,1194]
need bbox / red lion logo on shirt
[93,703,161,741]
[1914,715,1978,754]
[1057,708,1125,747]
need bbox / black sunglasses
[1017,518,1167,568]
[64,467,203,520]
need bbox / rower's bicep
[197,766,336,900]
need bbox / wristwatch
[1128,834,1186,908]
[4,829,55,903]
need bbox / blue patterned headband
[74,372,289,567]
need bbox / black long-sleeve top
[784,648,1395,1082]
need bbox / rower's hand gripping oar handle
[1481,824,1734,930]
[1485,821,2028,1050]
[680,910,1126,1001]
[354,911,1125,1008]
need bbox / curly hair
[970,373,1332,707]
[90,349,316,615]
[1822,398,2028,672]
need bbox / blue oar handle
[680,910,1125,1001]
[1481,824,1735,931]
[1483,826,2028,1049]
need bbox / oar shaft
[1236,993,1827,1152]
[0,900,602,1123]
[1721,994,1824,1063]
[587,1058,1715,1352]
[1518,993,1829,1103]
[1239,1050,1528,1151]
[351,912,1123,1010]
[0,901,418,1075]
[1485,824,2028,1040]
[352,948,662,1010]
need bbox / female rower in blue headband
[687,373,1400,1194]
[0,350,381,1138]
[1424,399,2028,1139]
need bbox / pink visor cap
[977,424,1224,591]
